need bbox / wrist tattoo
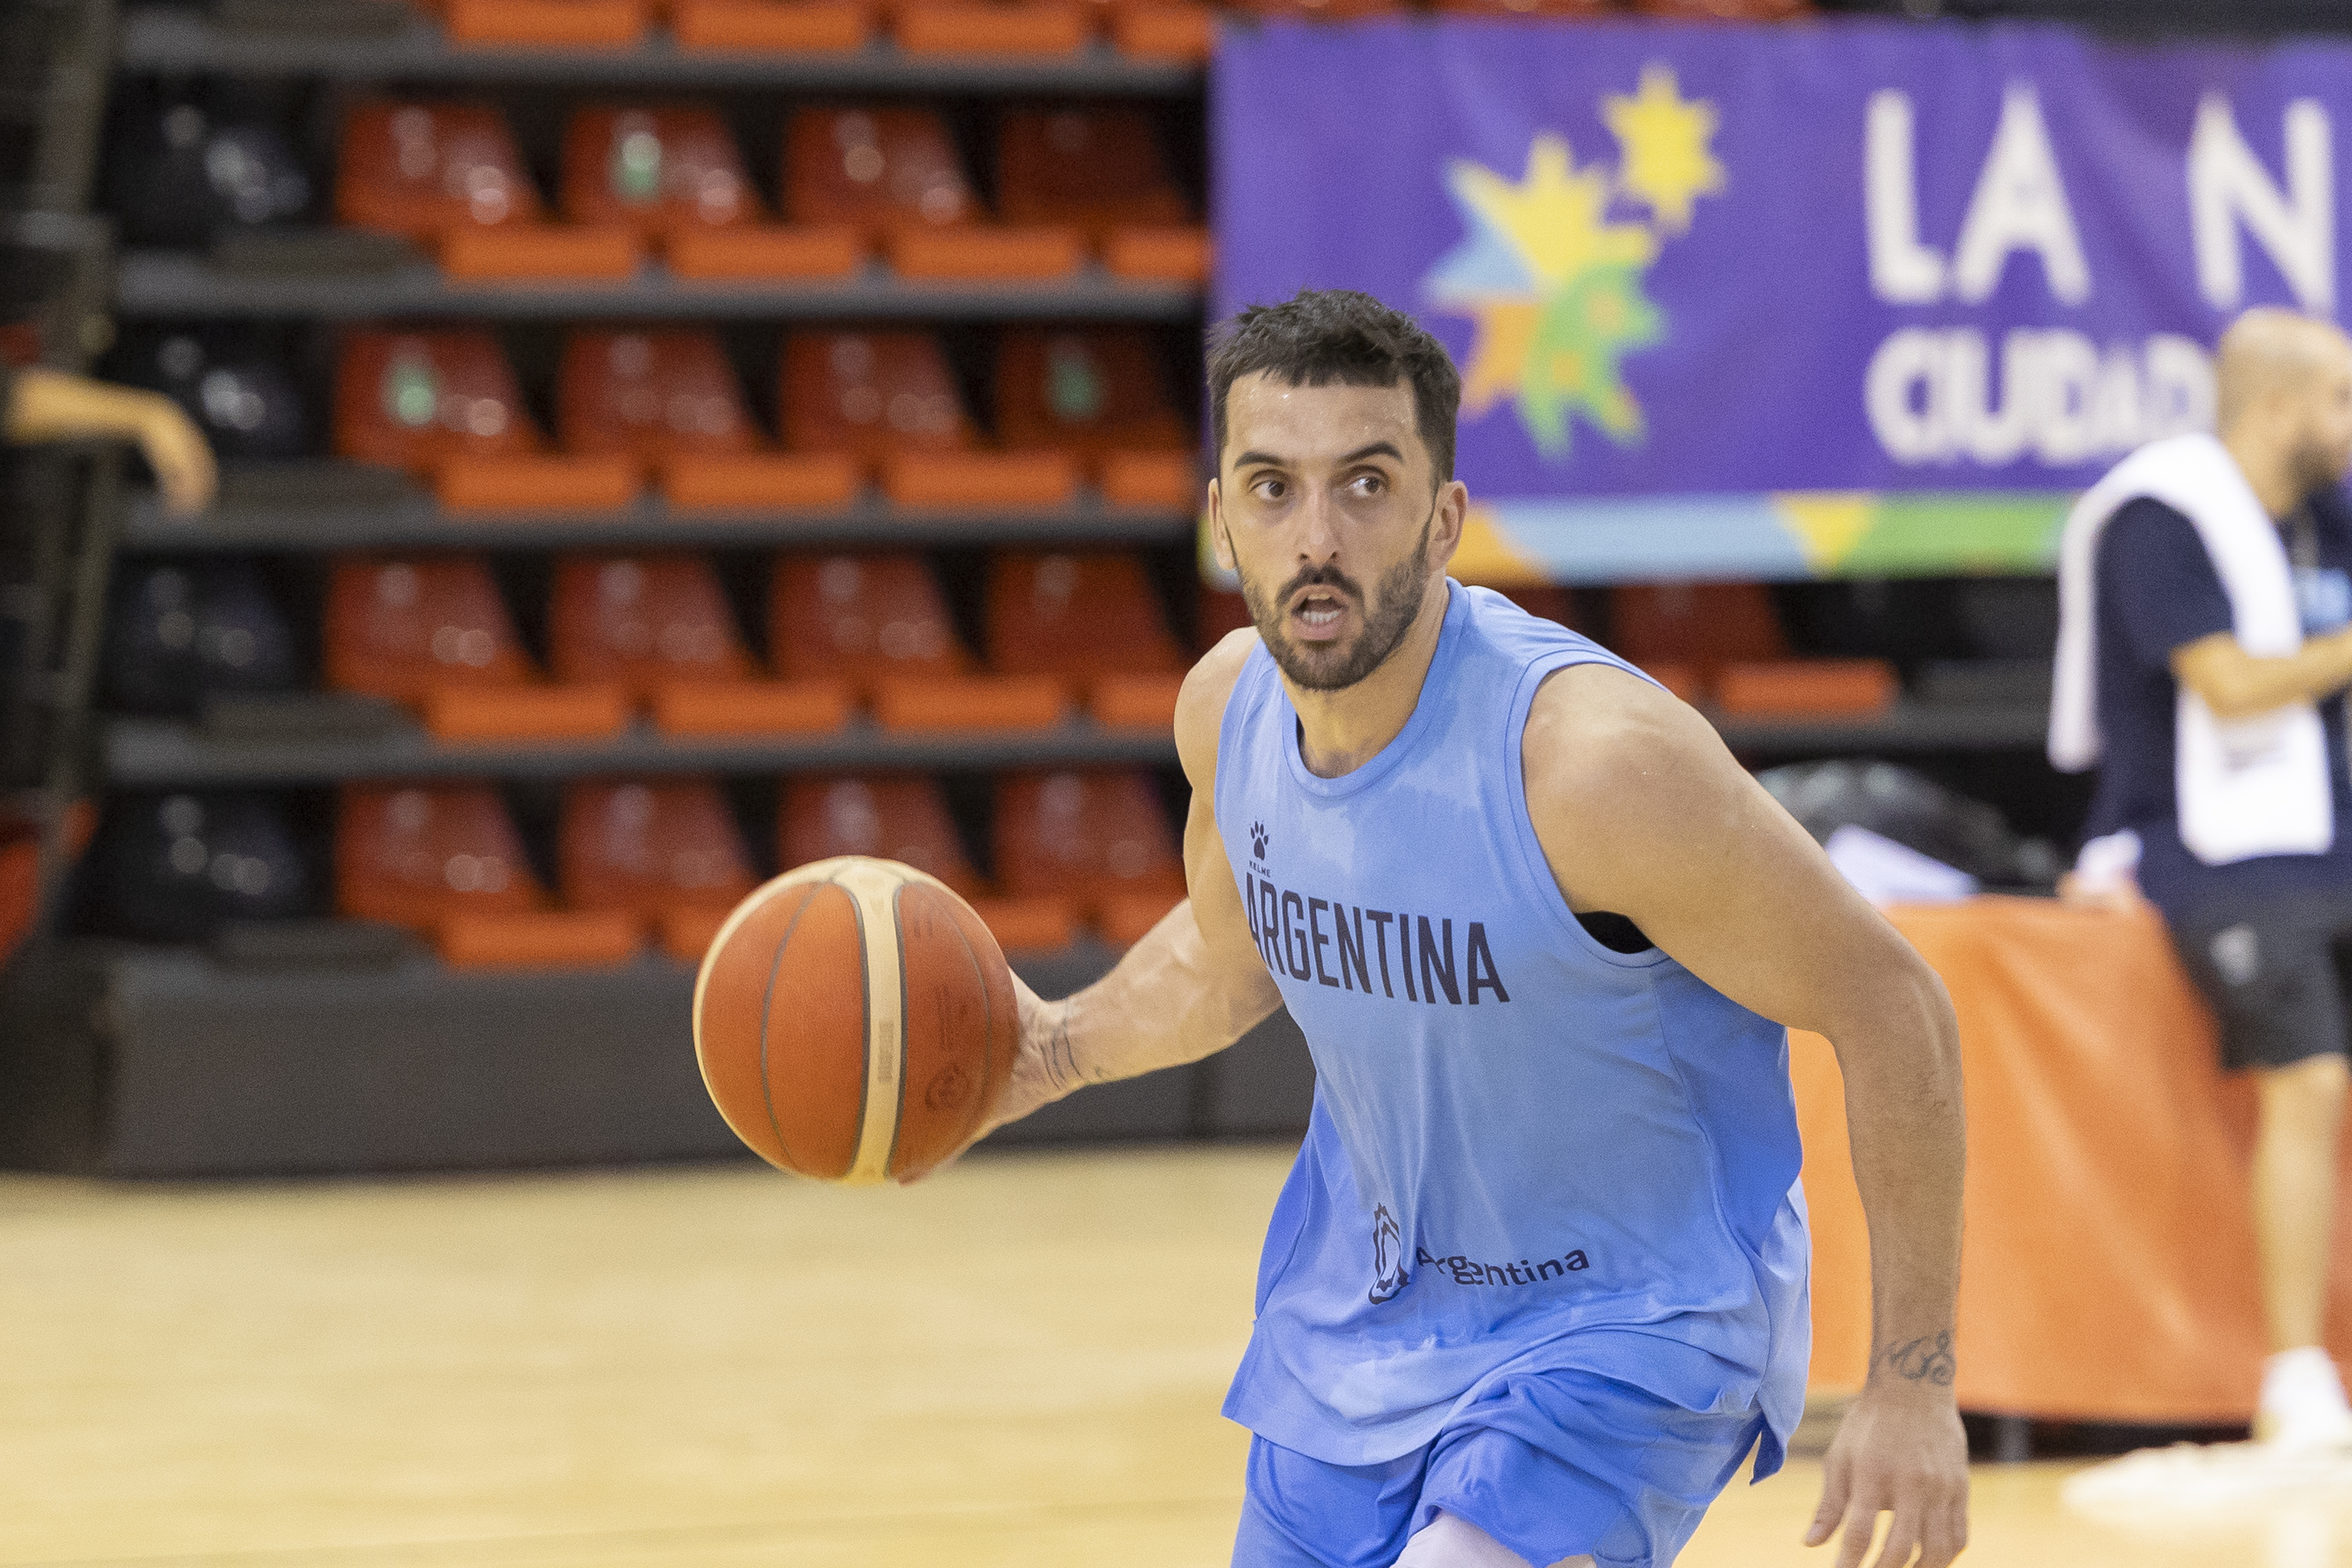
[1044,1011,1080,1093]
[1883,1331,1956,1386]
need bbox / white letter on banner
[1866,91,1947,303]
[1948,329,2032,462]
[2144,333,2217,437]
[2087,345,2145,454]
[1866,328,1950,462]
[1952,86,2092,305]
[2189,95,2335,315]
[2032,329,2102,464]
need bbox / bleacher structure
[0,0,2311,1175]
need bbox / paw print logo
[1250,821,1269,861]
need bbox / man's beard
[2290,429,2352,499]
[1238,517,1433,693]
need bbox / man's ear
[1428,479,1468,573]
[1208,477,1238,574]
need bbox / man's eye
[1349,473,1387,496]
[1252,477,1285,500]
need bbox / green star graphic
[1512,266,1664,458]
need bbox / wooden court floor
[5,1146,2350,1567]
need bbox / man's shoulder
[1522,661,1724,821]
[1174,628,1263,788]
[2097,493,2217,594]
[2102,494,2199,550]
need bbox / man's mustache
[1276,564,1364,607]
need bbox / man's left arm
[1522,664,1966,1568]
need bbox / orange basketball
[693,855,1018,1184]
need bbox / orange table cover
[1799,895,2352,1422]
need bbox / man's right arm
[972,631,1284,1137]
[2104,494,2352,718]
[2172,628,2352,720]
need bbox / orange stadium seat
[1102,5,1215,66]
[323,555,628,741]
[894,1,1091,58]
[336,782,543,930]
[324,555,534,702]
[334,330,540,472]
[995,328,1194,506]
[995,768,1185,942]
[556,329,759,466]
[783,107,977,244]
[559,329,861,508]
[769,552,971,695]
[648,677,851,738]
[337,101,543,240]
[779,332,1061,506]
[1436,0,1615,14]
[1222,0,1403,18]
[548,553,756,696]
[669,0,872,53]
[771,553,1068,730]
[995,108,1191,242]
[994,329,1190,461]
[780,774,986,900]
[1713,658,1897,718]
[338,330,640,514]
[559,778,756,917]
[985,551,1185,693]
[1632,0,1806,16]
[560,105,755,235]
[1499,585,1584,631]
[1196,586,1254,653]
[1608,581,1785,704]
[420,0,652,46]
[778,330,974,471]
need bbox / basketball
[691,855,1018,1185]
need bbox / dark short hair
[1207,289,1462,487]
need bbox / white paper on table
[1823,824,1978,907]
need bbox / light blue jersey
[1214,581,1809,1477]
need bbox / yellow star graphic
[1449,132,1656,290]
[1602,63,1725,235]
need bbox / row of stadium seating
[338,326,1191,509]
[113,550,1193,733]
[90,770,1186,962]
[118,97,1210,281]
[111,556,1905,730]
[235,0,1810,62]
[112,325,1194,507]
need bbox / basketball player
[967,290,1967,1568]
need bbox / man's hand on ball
[984,976,1078,1136]
[913,974,1070,1179]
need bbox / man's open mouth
[1290,586,1352,636]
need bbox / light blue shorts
[1231,1369,1767,1568]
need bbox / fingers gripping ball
[693,856,1017,1183]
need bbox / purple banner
[1213,16,2352,496]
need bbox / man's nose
[1296,485,1343,561]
